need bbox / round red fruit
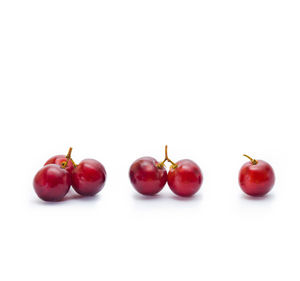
[33,164,71,201]
[72,159,106,196]
[239,155,275,196]
[168,159,203,197]
[129,157,167,195]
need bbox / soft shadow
[32,190,100,205]
[64,192,100,202]
[168,193,202,202]
[240,193,275,201]
[32,199,62,206]
[133,193,167,201]
[132,192,202,202]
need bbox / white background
[0,0,300,280]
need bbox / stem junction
[157,145,177,169]
[61,147,76,168]
[243,154,258,165]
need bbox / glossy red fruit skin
[72,159,106,196]
[239,160,275,196]
[44,155,74,174]
[129,157,167,195]
[33,164,71,201]
[168,159,203,197]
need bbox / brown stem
[66,147,72,159]
[164,145,168,159]
[69,158,77,168]
[61,158,70,168]
[243,154,258,165]
[61,147,76,168]
[157,145,178,168]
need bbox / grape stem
[243,154,258,165]
[61,147,77,168]
[66,147,72,159]
[157,145,177,168]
